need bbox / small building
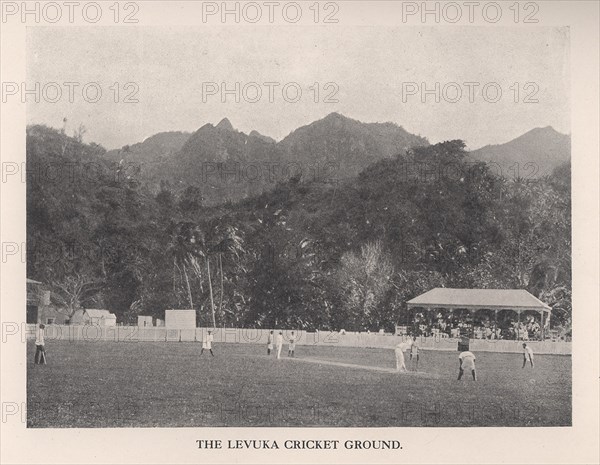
[165,309,196,329]
[27,278,73,325]
[71,309,117,326]
[137,315,153,327]
[156,318,165,327]
[38,307,70,325]
[26,278,51,324]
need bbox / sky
[26,26,570,150]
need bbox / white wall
[164,309,196,329]
[137,316,153,327]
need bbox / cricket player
[276,331,283,359]
[34,324,46,365]
[200,330,214,356]
[267,330,274,355]
[522,343,534,368]
[458,351,476,381]
[288,331,296,357]
[409,336,420,371]
[395,339,413,372]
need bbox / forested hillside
[27,124,571,331]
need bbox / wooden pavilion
[406,288,552,340]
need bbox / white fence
[26,324,572,354]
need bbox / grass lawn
[27,340,571,427]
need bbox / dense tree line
[27,125,571,332]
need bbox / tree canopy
[27,125,571,332]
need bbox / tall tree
[336,241,393,330]
[49,273,102,323]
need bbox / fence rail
[26,324,572,355]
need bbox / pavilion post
[540,310,545,341]
[427,307,432,337]
[494,310,498,339]
[517,310,521,341]
[470,309,475,339]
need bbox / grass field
[27,340,571,427]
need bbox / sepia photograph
[23,23,573,428]
[1,1,598,464]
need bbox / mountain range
[105,113,570,204]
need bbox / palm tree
[166,221,205,310]
[167,222,244,328]
[211,226,245,325]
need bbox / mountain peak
[322,112,359,125]
[523,126,564,137]
[324,112,346,120]
[216,118,234,131]
[470,126,570,178]
[249,130,276,143]
[511,126,569,146]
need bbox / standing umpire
[34,324,46,365]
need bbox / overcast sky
[27,26,569,150]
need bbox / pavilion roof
[406,288,551,312]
